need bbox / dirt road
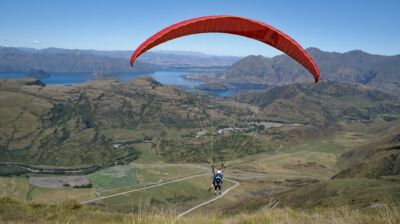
[177,178,240,218]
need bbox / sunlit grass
[1,197,400,224]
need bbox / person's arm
[211,165,215,175]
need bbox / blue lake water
[0,71,245,97]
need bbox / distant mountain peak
[345,49,369,55]
[305,47,322,53]
[234,55,269,64]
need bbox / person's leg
[218,185,221,195]
[214,184,218,195]
[208,182,213,191]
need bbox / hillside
[269,129,400,209]
[334,122,400,178]
[0,77,249,169]
[232,81,400,127]
[220,48,400,95]
[225,128,400,213]
[228,122,400,211]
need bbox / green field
[89,175,235,213]
[88,164,204,194]
[87,166,139,190]
[135,143,160,163]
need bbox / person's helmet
[217,170,222,174]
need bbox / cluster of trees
[63,183,93,188]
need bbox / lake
[0,71,268,97]
[0,71,199,85]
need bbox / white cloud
[33,40,42,45]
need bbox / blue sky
[0,0,399,56]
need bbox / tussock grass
[1,197,400,224]
[231,206,400,224]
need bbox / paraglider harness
[213,172,223,186]
[211,165,224,192]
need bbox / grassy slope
[225,122,400,212]
[334,122,400,178]
[1,198,400,224]
[232,81,400,127]
[276,178,400,208]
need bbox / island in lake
[195,81,235,90]
[182,73,215,82]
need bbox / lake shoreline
[0,70,241,97]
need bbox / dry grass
[229,206,400,224]
[1,197,400,224]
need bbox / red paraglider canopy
[131,15,320,82]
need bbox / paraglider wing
[130,15,320,82]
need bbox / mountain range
[2,46,399,98]
[220,48,400,96]
[0,46,153,73]
[0,46,240,72]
